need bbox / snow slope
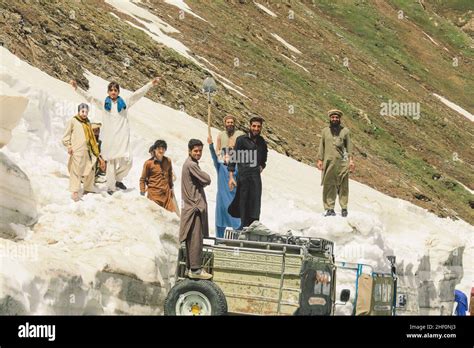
[433,93,474,122]
[164,0,208,22]
[105,0,196,63]
[0,46,473,315]
[254,2,278,18]
[106,0,246,100]
[271,33,302,55]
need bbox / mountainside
[0,0,473,223]
[1,46,473,315]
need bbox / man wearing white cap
[317,109,355,217]
[216,114,244,154]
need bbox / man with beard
[317,109,354,217]
[216,115,244,154]
[207,134,241,238]
[228,116,268,229]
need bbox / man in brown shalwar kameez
[139,140,176,213]
[179,139,212,280]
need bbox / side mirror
[340,289,350,303]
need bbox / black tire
[164,279,228,316]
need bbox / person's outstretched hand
[349,160,355,173]
[151,77,161,86]
[317,160,323,171]
[69,80,77,89]
[228,177,237,191]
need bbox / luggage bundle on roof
[221,221,334,258]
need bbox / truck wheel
[164,279,227,316]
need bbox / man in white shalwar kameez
[70,77,160,193]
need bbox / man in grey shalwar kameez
[179,139,212,280]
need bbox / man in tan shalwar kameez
[139,140,176,213]
[179,139,212,280]
[62,103,105,201]
[317,109,355,217]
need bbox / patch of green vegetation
[313,0,473,106]
[434,0,474,12]
[390,0,474,57]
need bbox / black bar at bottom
[0,316,471,346]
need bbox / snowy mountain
[1,45,472,315]
[0,0,473,224]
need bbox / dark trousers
[185,212,203,270]
[238,174,262,228]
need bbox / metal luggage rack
[218,229,334,257]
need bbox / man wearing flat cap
[216,114,244,154]
[317,109,354,217]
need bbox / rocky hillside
[0,0,473,223]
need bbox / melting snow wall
[0,95,37,239]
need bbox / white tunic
[76,82,152,161]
